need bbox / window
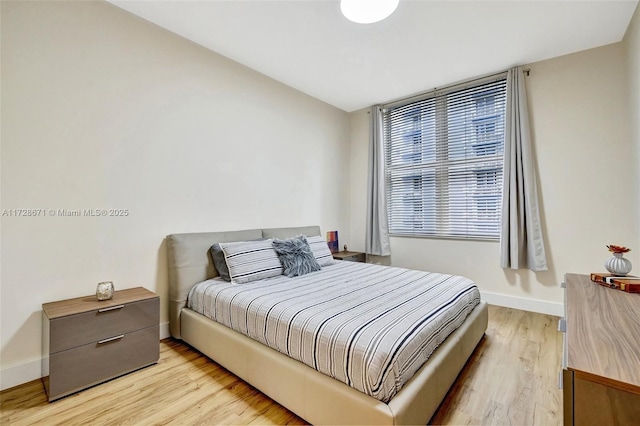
[383,75,507,240]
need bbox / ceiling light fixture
[340,0,399,24]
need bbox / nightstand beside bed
[42,287,159,401]
[332,250,366,263]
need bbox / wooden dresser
[561,273,640,425]
[42,287,159,401]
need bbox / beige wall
[0,0,350,388]
[349,42,637,314]
[624,4,640,256]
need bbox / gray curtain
[500,67,548,271]
[366,106,391,256]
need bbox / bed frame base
[181,302,488,425]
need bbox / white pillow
[306,235,336,267]
[219,239,283,284]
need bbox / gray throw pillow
[272,235,322,278]
[209,243,231,281]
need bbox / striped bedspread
[187,261,480,402]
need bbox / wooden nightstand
[332,251,366,263]
[42,287,159,401]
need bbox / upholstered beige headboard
[166,225,321,339]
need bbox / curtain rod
[381,69,508,110]
[380,67,530,110]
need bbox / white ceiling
[108,0,638,112]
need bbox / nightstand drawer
[49,297,159,353]
[343,254,364,262]
[47,325,159,400]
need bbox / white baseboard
[160,321,171,340]
[481,291,563,317]
[0,358,42,392]
[1,321,172,392]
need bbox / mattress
[187,261,480,402]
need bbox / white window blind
[383,75,507,240]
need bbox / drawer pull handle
[98,334,125,345]
[558,318,566,332]
[558,371,563,389]
[98,305,125,313]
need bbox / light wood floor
[1,306,563,425]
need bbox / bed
[167,225,488,425]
